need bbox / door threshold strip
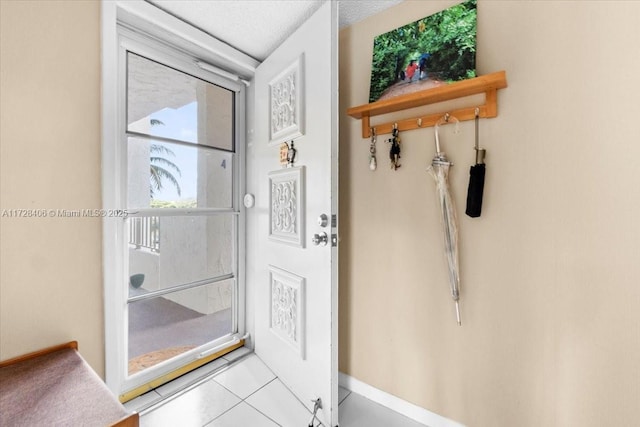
[121,340,246,405]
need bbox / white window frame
[101,0,256,397]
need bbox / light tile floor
[126,348,427,427]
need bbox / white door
[249,2,338,426]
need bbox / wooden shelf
[347,70,507,138]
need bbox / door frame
[100,0,257,397]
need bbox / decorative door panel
[269,54,304,144]
[268,265,305,359]
[268,167,305,247]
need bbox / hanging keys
[387,123,401,170]
[369,128,377,171]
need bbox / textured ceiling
[339,0,403,29]
[149,0,403,62]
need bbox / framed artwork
[368,0,477,103]
[269,54,305,144]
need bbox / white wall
[339,1,640,426]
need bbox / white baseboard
[338,372,465,427]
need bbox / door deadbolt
[312,232,328,246]
[318,214,328,228]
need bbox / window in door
[124,51,240,379]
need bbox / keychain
[369,128,377,171]
[388,124,401,170]
[286,140,296,167]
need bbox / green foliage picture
[368,0,477,103]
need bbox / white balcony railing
[129,216,160,252]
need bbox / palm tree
[149,119,181,198]
[150,144,181,198]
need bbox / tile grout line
[211,376,282,427]
[242,398,284,427]
[339,390,353,406]
[338,387,352,406]
[202,400,244,427]
[205,356,281,426]
[246,353,326,426]
[242,376,279,400]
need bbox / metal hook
[434,113,460,153]
[369,127,377,170]
[474,108,480,147]
[370,127,377,154]
[473,107,486,165]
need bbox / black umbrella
[465,109,486,218]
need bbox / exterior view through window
[125,52,237,375]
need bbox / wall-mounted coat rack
[347,71,508,138]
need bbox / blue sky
[148,102,198,201]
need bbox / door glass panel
[128,215,234,297]
[127,52,234,151]
[127,279,234,375]
[127,137,233,209]
[120,41,241,395]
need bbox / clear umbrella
[428,114,462,325]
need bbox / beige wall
[0,1,104,375]
[339,1,640,426]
